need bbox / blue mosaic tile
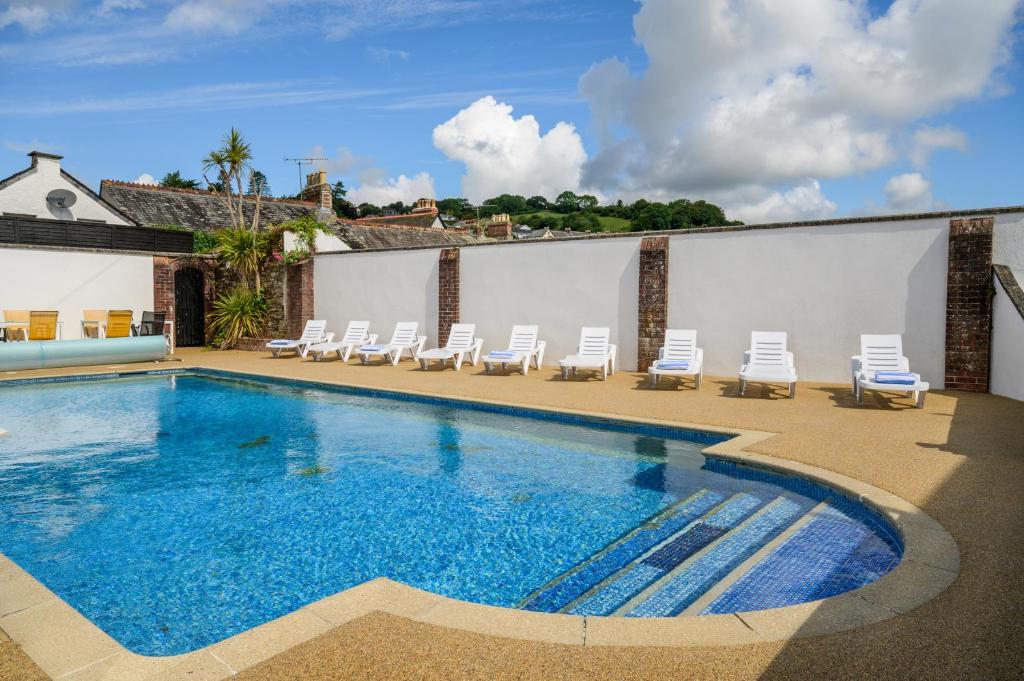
[522,491,725,612]
[568,494,765,616]
[625,496,814,617]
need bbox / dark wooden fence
[0,216,194,253]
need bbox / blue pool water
[0,371,901,655]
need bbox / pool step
[520,489,725,613]
[566,493,768,616]
[697,505,901,614]
[622,495,815,617]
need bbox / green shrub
[207,286,268,349]
[193,230,219,253]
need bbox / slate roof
[353,213,443,230]
[100,181,316,232]
[332,221,485,250]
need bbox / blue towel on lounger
[360,344,384,352]
[873,371,916,385]
[655,360,689,370]
[488,351,517,359]
[268,339,292,346]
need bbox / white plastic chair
[483,325,546,375]
[559,327,616,380]
[356,321,426,365]
[852,334,929,408]
[307,321,377,362]
[418,323,483,371]
[648,329,703,388]
[266,320,332,358]
[738,331,797,397]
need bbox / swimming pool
[0,370,901,655]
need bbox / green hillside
[511,211,632,232]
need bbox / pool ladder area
[520,488,897,617]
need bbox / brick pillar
[945,217,993,392]
[638,236,669,370]
[438,248,460,346]
[153,256,175,322]
[285,259,315,339]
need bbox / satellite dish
[46,188,77,209]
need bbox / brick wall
[945,217,994,391]
[438,248,460,346]
[637,236,670,370]
[284,259,315,339]
[152,255,217,345]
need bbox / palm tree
[202,128,261,233]
[215,226,269,291]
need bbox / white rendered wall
[283,231,351,253]
[667,219,951,386]
[994,214,1024,272]
[461,240,640,370]
[0,247,154,339]
[992,273,1024,402]
[0,158,131,225]
[314,249,439,345]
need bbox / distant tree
[160,171,200,190]
[331,181,358,219]
[483,193,528,215]
[562,211,601,232]
[631,203,672,231]
[526,195,549,211]
[358,203,381,217]
[437,197,472,217]
[247,170,271,197]
[555,190,579,213]
[384,201,409,215]
[577,194,598,211]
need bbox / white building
[0,151,133,225]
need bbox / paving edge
[0,366,960,680]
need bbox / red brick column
[945,217,993,392]
[152,255,216,344]
[285,259,315,339]
[438,248,460,346]
[638,236,669,370]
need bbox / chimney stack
[302,169,333,220]
[412,197,438,215]
[485,213,513,240]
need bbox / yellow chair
[2,309,29,341]
[28,311,59,341]
[104,310,134,339]
[82,309,107,339]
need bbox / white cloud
[0,0,73,31]
[347,171,435,207]
[367,46,410,63]
[97,0,145,15]
[910,125,969,167]
[726,180,838,224]
[883,172,942,212]
[164,0,266,35]
[578,0,1019,220]
[133,172,156,185]
[432,96,590,202]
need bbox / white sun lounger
[483,325,546,375]
[356,321,426,365]
[559,327,616,380]
[738,331,797,397]
[266,320,332,358]
[307,321,377,362]
[852,334,929,408]
[417,323,483,371]
[648,329,703,388]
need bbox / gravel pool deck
[1,348,1021,680]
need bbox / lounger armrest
[414,335,427,358]
[851,355,863,391]
[367,333,379,345]
[658,347,666,360]
[900,356,911,372]
[608,344,617,374]
[695,348,704,367]
[743,350,751,365]
[786,351,795,369]
[534,340,546,368]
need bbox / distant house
[354,198,446,230]
[0,151,134,226]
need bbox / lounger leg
[789,382,796,398]
[696,372,702,389]
[857,388,864,406]
[916,391,926,409]
[739,378,746,396]
[561,366,569,380]
[649,373,657,388]
[419,359,428,371]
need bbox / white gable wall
[0,156,131,225]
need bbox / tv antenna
[284,156,327,195]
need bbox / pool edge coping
[0,365,960,680]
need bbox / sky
[1,0,1022,223]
